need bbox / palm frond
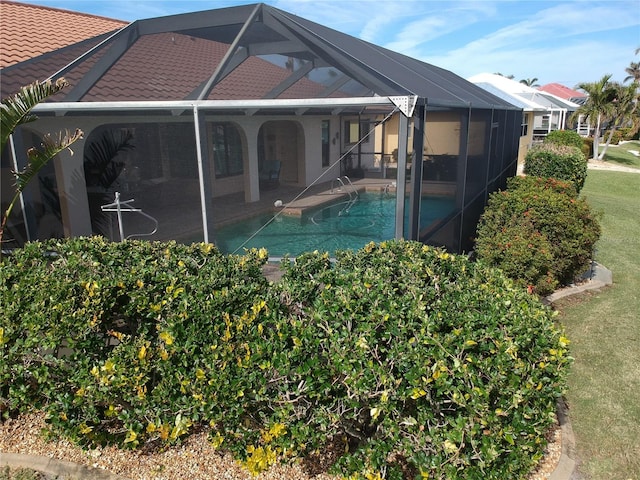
[84,129,135,188]
[14,129,83,191]
[1,78,69,154]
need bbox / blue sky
[20,0,640,88]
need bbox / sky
[18,0,640,88]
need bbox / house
[469,73,581,166]
[539,83,590,136]
[538,83,587,103]
[2,2,521,255]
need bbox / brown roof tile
[1,5,347,102]
[0,35,114,98]
[82,32,333,101]
[0,0,127,68]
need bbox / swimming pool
[214,192,456,257]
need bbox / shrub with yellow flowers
[1,238,570,479]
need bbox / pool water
[214,192,456,257]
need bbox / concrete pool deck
[210,178,456,226]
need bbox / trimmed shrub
[0,237,271,436]
[475,176,601,296]
[544,130,584,150]
[524,143,588,193]
[1,238,571,479]
[605,127,638,146]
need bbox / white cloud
[428,39,634,86]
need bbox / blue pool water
[214,192,456,257]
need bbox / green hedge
[524,143,588,193]
[544,130,584,150]
[475,176,601,296]
[1,238,570,479]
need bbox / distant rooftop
[539,83,586,100]
[0,0,127,68]
[469,73,580,111]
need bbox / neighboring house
[538,83,587,104]
[469,73,581,167]
[539,83,590,136]
[2,3,521,255]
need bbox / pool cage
[1,3,522,256]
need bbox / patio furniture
[259,160,281,190]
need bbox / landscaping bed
[1,238,570,479]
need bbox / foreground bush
[1,238,570,479]
[475,176,601,296]
[524,143,588,193]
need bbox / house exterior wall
[518,111,535,172]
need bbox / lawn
[555,166,640,479]
[598,139,640,168]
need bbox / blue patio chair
[259,160,281,190]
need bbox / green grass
[598,139,640,169]
[555,169,640,479]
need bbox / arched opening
[258,120,304,188]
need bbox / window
[344,119,370,144]
[321,120,330,167]
[212,123,243,178]
[521,113,529,137]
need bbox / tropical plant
[572,74,617,160]
[520,77,539,87]
[0,79,83,248]
[624,61,640,83]
[600,82,639,154]
[83,129,135,236]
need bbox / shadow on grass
[601,141,640,168]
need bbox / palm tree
[0,78,83,249]
[624,62,640,83]
[572,74,617,160]
[599,81,639,158]
[520,77,540,87]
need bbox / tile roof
[78,32,332,101]
[2,28,338,101]
[0,36,110,98]
[538,83,586,100]
[0,0,127,68]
